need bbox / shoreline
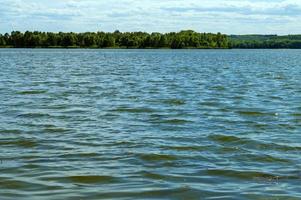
[1,47,301,49]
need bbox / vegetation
[0,30,229,49]
[1,31,301,49]
[230,35,301,49]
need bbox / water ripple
[0,49,301,199]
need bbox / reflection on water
[0,49,301,199]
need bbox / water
[0,49,300,200]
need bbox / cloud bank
[0,0,301,34]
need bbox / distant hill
[229,34,301,48]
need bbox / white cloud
[0,0,300,34]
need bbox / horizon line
[0,30,300,36]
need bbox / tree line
[0,30,229,49]
[230,35,301,49]
[1,31,301,49]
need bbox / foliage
[230,35,301,49]
[0,30,229,49]
[2,31,300,49]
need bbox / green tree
[0,34,6,46]
[103,34,115,47]
[158,35,168,47]
[11,31,24,47]
[46,32,58,47]
[61,33,77,47]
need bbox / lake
[0,49,300,200]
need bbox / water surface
[0,49,301,199]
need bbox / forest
[1,31,301,49]
[0,30,229,49]
[230,35,301,48]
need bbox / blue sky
[1,0,301,34]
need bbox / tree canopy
[230,35,301,49]
[1,31,301,49]
[0,30,229,49]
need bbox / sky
[0,0,301,35]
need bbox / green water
[0,49,300,199]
